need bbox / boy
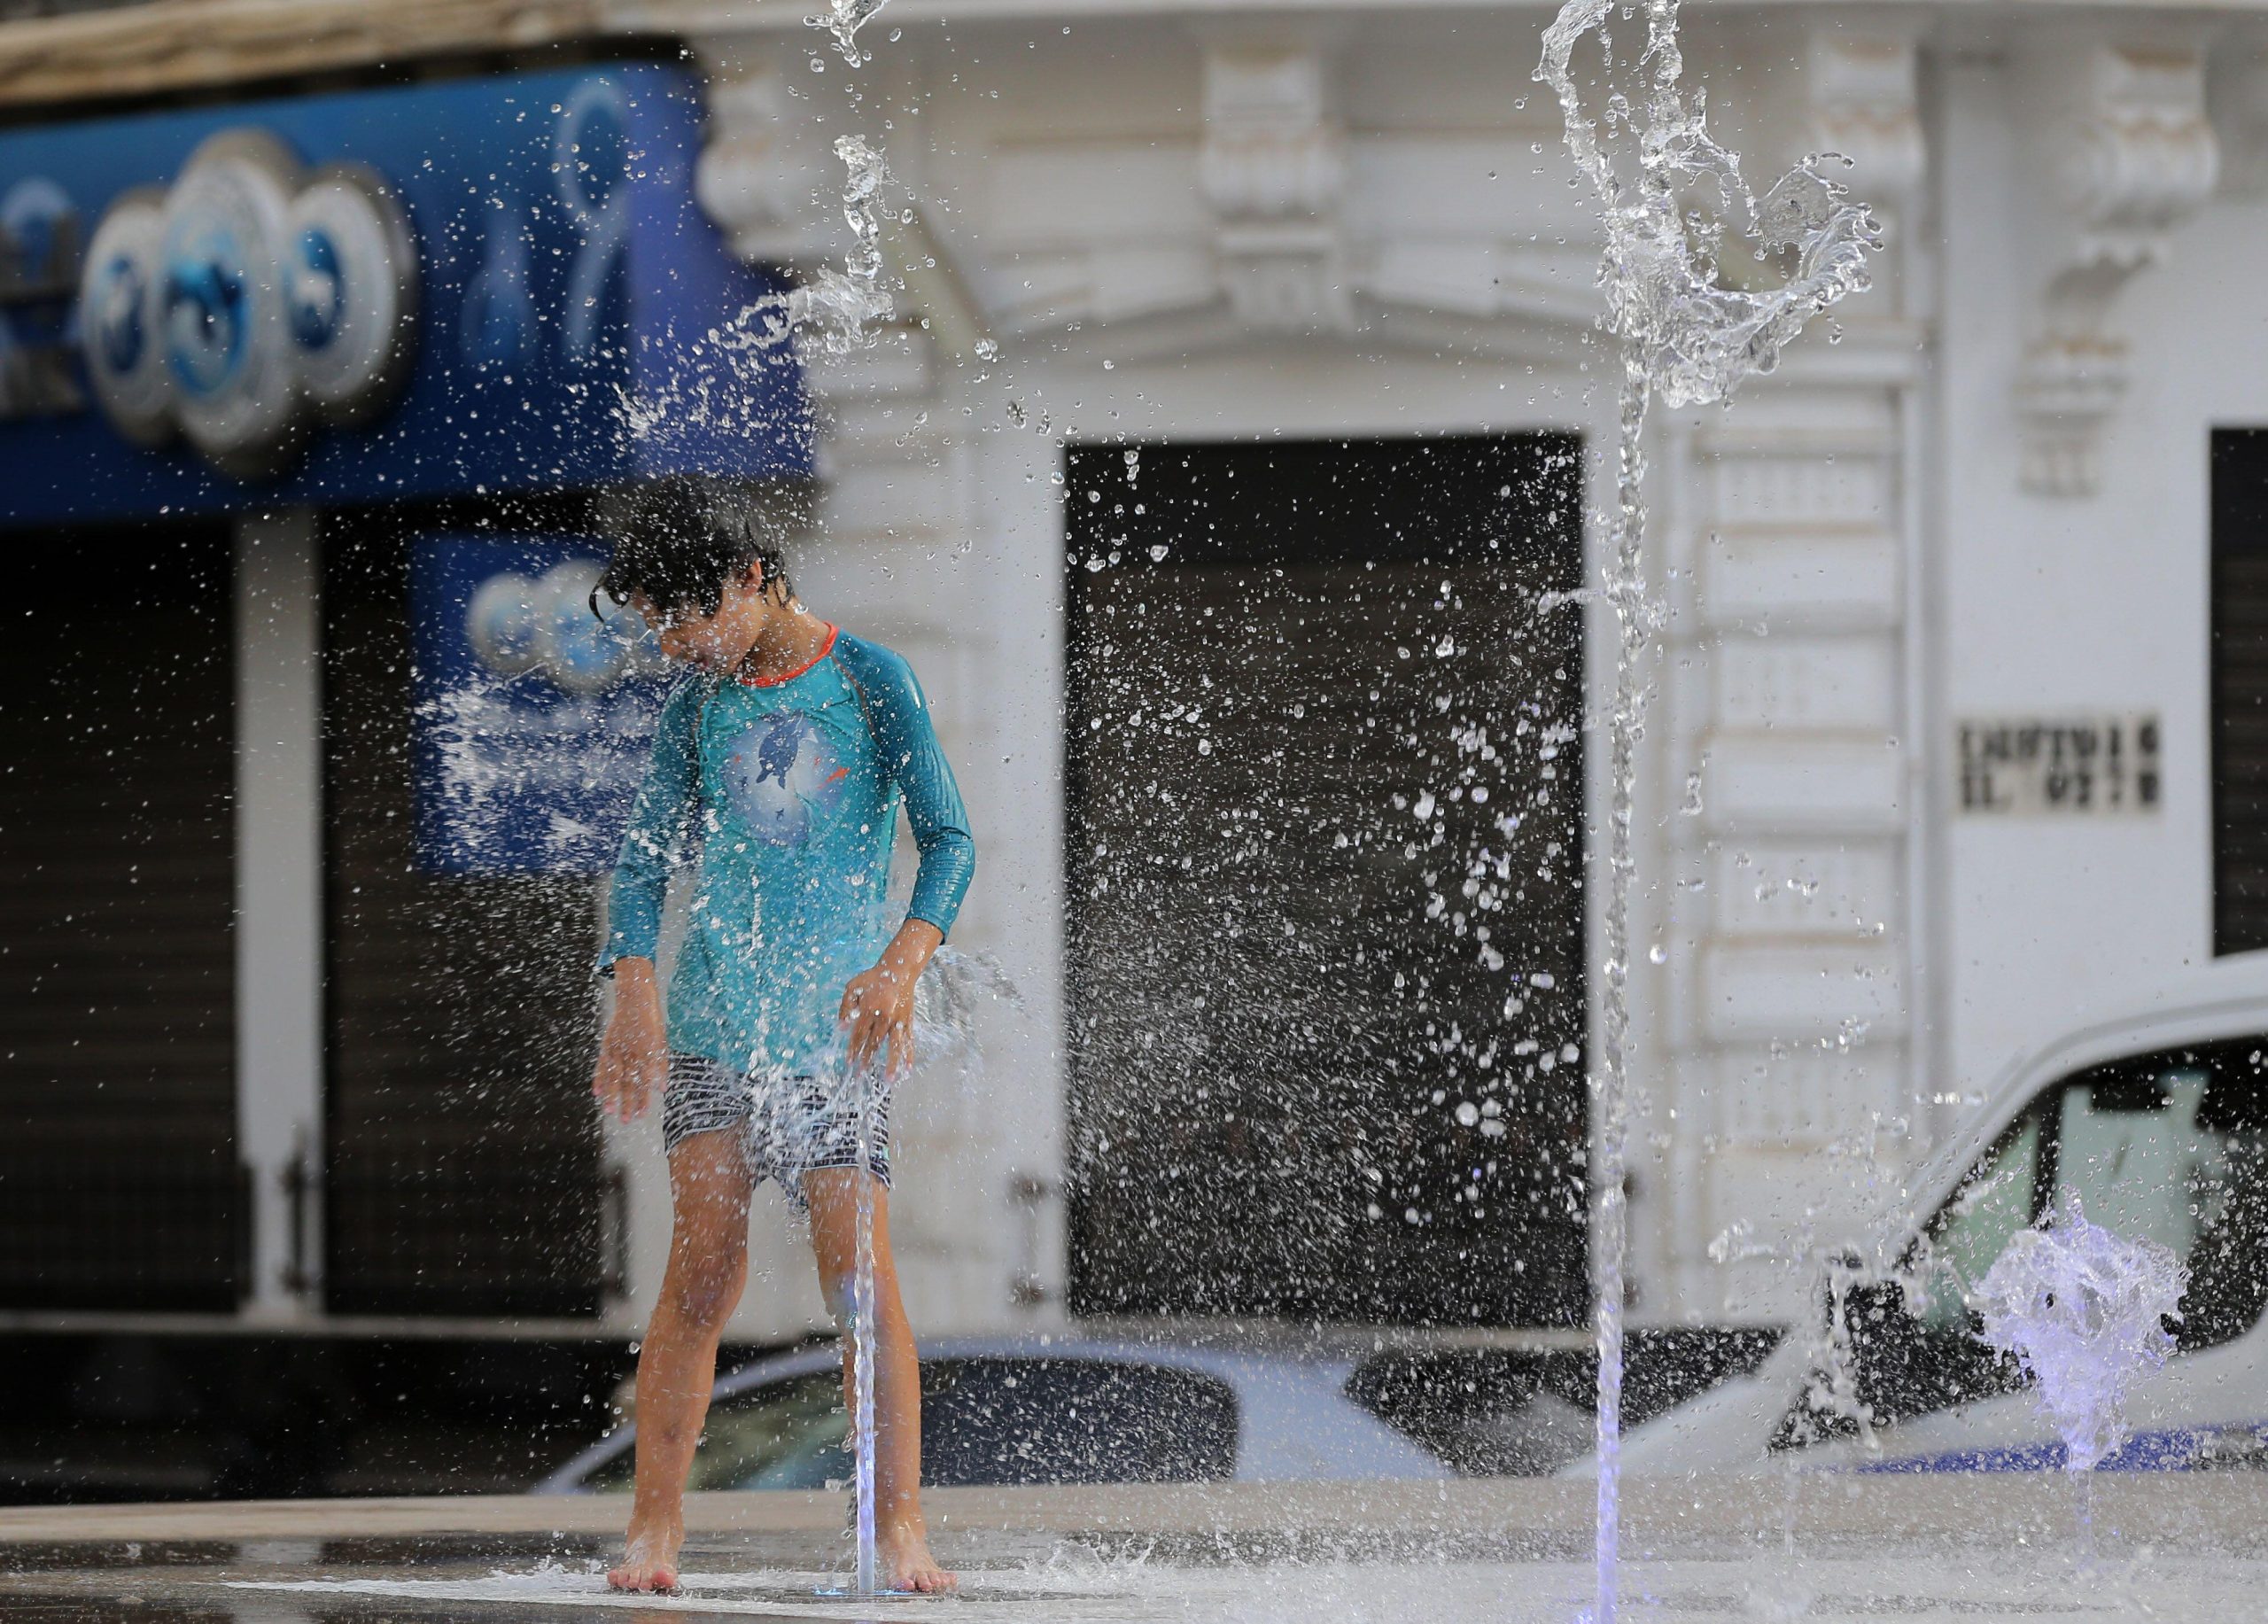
[587,480,974,1594]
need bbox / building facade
[1,0,2265,1370]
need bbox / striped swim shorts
[661,1053,892,1210]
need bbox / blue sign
[0,66,810,523]
[410,535,671,875]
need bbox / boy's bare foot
[879,1519,957,1594]
[609,1513,685,1593]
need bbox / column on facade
[1653,30,1929,1321]
[235,508,325,1319]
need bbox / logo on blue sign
[411,537,671,875]
[79,129,417,476]
[1,176,88,421]
[465,556,664,695]
[89,254,147,374]
[554,80,631,367]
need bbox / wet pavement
[3,1478,2267,1621]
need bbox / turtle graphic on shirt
[720,711,849,847]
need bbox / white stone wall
[1939,40,2268,1126]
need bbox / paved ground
[1,1476,2264,1620]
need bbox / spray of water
[1532,3,1879,1618]
[798,1,904,1595]
[850,1062,881,1598]
[1976,1193,2185,1558]
[630,3,905,405]
[767,946,1017,1596]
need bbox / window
[587,1357,1239,1491]
[1813,1040,2268,1444]
[1347,1332,1777,1475]
[586,1371,848,1493]
[322,517,614,1317]
[1912,1115,2039,1335]
[920,1358,1238,1486]
[2212,429,2268,954]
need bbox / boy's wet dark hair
[594,477,796,623]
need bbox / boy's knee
[665,1250,745,1329]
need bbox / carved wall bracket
[2017,41,2218,496]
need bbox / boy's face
[636,566,776,674]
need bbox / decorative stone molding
[2017,42,2218,496]
[1669,402,1917,1317]
[1196,32,1349,333]
[691,41,833,272]
[1806,31,1926,206]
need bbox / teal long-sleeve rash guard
[599,627,976,1076]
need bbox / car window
[2057,1068,2214,1259]
[1914,1114,2040,1334]
[1346,1334,1777,1476]
[584,1356,1239,1491]
[1827,1041,2268,1441]
[920,1358,1237,1486]
[582,1370,848,1493]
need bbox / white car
[1612,998,2268,1476]
[536,1334,1458,1491]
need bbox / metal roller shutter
[0,524,241,1310]
[1064,436,1588,1327]
[2215,429,2268,957]
[321,521,617,1318]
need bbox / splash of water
[1977,1193,2184,1483]
[1533,3,1879,1619]
[761,4,899,1596]
[812,0,889,67]
[850,1061,880,1598]
[673,135,897,375]
[787,135,897,359]
[1537,0,1879,412]
[766,946,1018,1597]
[621,12,904,445]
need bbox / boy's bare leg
[803,1169,956,1594]
[610,1130,754,1592]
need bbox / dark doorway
[0,521,241,1310]
[1064,435,1588,1326]
[321,511,616,1317]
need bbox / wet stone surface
[4,1513,2268,1623]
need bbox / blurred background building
[0,0,2264,1496]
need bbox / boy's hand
[594,958,668,1123]
[840,921,944,1078]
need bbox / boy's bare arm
[839,920,944,1077]
[595,957,669,1123]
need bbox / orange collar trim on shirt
[738,623,839,688]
